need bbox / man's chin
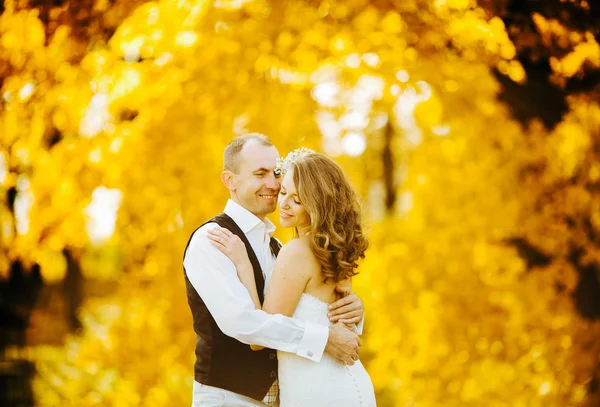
[263,203,278,214]
[254,202,277,216]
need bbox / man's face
[229,141,281,218]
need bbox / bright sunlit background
[1,0,599,406]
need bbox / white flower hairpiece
[274,147,316,176]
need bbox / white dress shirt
[183,199,329,362]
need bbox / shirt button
[270,371,277,378]
[269,353,276,360]
[306,351,313,357]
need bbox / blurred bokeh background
[1,0,600,406]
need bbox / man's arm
[184,223,328,362]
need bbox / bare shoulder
[278,237,312,261]
[276,237,320,273]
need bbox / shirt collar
[224,199,276,236]
[264,216,276,237]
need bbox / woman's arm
[208,227,314,316]
[234,261,262,310]
[208,228,313,351]
[251,239,313,350]
[207,227,261,309]
[263,239,314,317]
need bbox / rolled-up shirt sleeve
[183,224,328,362]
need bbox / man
[183,133,365,406]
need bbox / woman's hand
[207,226,250,269]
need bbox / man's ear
[221,170,236,191]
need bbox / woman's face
[278,168,311,234]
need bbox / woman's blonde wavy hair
[290,153,369,283]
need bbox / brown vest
[183,213,281,400]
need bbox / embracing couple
[183,133,376,406]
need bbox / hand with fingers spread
[327,286,364,326]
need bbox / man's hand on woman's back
[328,287,364,325]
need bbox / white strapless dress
[277,294,377,407]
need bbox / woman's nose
[279,195,289,208]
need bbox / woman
[208,150,376,407]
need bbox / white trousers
[192,381,268,407]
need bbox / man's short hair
[224,133,274,173]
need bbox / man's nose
[265,174,280,190]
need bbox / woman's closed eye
[280,191,300,205]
